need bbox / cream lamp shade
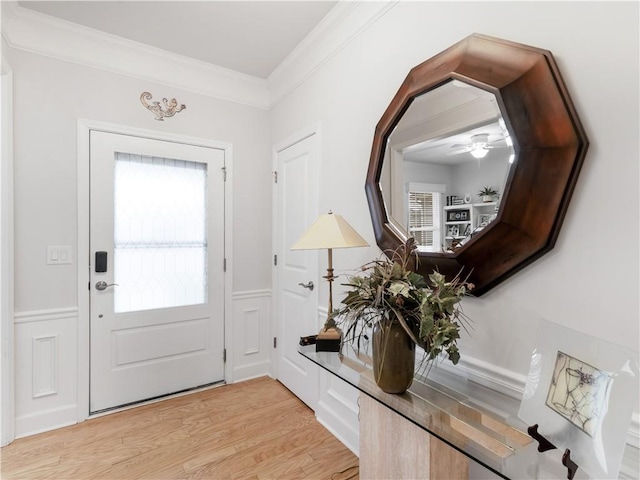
[290,211,369,352]
[291,212,369,250]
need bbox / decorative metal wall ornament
[140,92,186,121]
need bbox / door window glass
[113,153,207,312]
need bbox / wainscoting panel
[316,370,360,456]
[231,290,271,382]
[314,307,359,455]
[11,298,638,479]
[32,335,58,398]
[14,308,78,438]
[242,309,260,355]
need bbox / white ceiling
[17,0,338,79]
[391,81,511,165]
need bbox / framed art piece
[447,225,459,238]
[518,319,638,479]
[477,214,493,227]
[545,351,609,437]
[446,209,469,222]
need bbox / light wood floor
[1,377,359,479]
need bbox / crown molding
[267,1,397,107]
[1,1,270,109]
[1,1,396,110]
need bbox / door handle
[298,281,314,291]
[95,281,119,291]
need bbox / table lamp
[291,211,369,351]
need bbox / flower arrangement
[338,238,473,367]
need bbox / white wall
[270,0,639,377]
[451,152,510,203]
[268,0,639,470]
[4,1,639,473]
[404,160,452,188]
[6,45,274,436]
[403,153,508,204]
[9,49,272,309]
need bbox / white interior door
[89,131,225,413]
[275,133,319,410]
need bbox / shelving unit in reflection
[444,202,498,250]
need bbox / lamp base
[315,325,342,352]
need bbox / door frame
[270,123,320,380]
[77,119,233,422]
[1,58,16,446]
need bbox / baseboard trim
[15,404,77,439]
[433,353,527,401]
[233,361,271,383]
[316,413,359,457]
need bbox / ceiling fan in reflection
[448,133,509,159]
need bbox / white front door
[89,131,225,413]
[275,132,320,410]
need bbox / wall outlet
[47,246,73,265]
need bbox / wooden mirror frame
[366,34,589,296]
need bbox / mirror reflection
[379,80,515,253]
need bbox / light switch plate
[47,246,73,265]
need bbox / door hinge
[88,281,90,291]
[222,166,227,181]
[273,254,277,266]
[223,258,227,272]
[273,171,278,183]
[273,337,277,348]
[223,348,227,362]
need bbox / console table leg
[359,394,469,479]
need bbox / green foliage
[337,239,473,367]
[478,186,498,197]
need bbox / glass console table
[299,345,574,480]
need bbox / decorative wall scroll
[140,92,186,121]
[519,319,638,479]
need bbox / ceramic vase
[372,319,415,394]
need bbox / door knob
[298,281,314,291]
[95,281,119,291]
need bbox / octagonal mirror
[381,80,515,254]
[366,34,589,296]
